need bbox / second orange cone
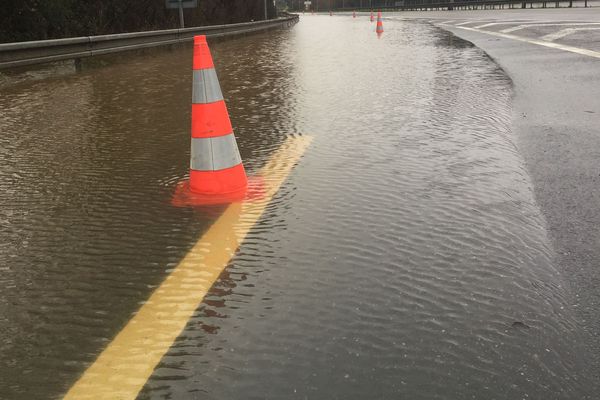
[376,11,384,35]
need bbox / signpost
[264,0,268,20]
[166,0,198,28]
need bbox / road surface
[0,11,599,399]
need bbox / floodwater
[0,15,595,400]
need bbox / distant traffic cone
[330,10,332,16]
[376,11,384,36]
[353,11,356,18]
[370,11,374,22]
[172,35,248,206]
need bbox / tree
[0,0,275,43]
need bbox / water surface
[0,15,593,400]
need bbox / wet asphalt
[399,6,600,388]
[1,9,600,399]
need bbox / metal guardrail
[328,0,595,10]
[391,0,593,10]
[0,15,299,70]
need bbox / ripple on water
[0,16,594,400]
[143,18,591,400]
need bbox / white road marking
[440,20,456,24]
[474,22,506,28]
[541,27,600,41]
[453,25,600,59]
[474,20,548,29]
[501,22,600,33]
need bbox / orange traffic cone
[370,11,374,22]
[353,11,356,18]
[172,35,248,206]
[376,11,384,36]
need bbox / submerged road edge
[62,135,313,400]
[429,20,600,393]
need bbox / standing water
[0,14,594,400]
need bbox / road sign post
[179,0,184,28]
[264,0,268,20]
[166,0,198,28]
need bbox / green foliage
[0,0,277,43]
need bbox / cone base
[190,164,247,194]
[171,176,264,207]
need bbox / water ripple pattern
[0,29,299,399]
[0,16,594,400]
[143,17,592,400]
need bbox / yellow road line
[63,135,313,400]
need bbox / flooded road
[0,15,595,399]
